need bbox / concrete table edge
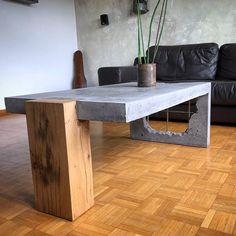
[5,82,211,123]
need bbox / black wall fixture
[100,14,109,26]
[9,0,38,4]
[133,0,149,14]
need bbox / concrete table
[5,82,211,220]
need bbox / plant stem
[137,0,142,64]
[139,9,146,64]
[152,0,168,62]
[137,0,146,64]
[152,0,165,63]
[146,0,161,63]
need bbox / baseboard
[0,110,10,117]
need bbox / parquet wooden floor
[0,114,236,235]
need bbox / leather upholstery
[98,66,137,86]
[212,81,236,106]
[216,44,236,80]
[148,43,219,81]
[151,104,236,124]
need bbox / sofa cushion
[98,66,137,85]
[212,81,236,106]
[148,43,219,82]
[216,44,236,80]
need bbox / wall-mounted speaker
[100,14,109,26]
[133,0,149,14]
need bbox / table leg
[130,93,211,147]
[25,100,94,221]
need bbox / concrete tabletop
[5,82,211,122]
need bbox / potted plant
[136,0,168,87]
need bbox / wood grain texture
[25,100,94,221]
[1,115,236,235]
[73,50,87,89]
[0,110,9,117]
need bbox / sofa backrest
[216,44,236,80]
[147,43,219,82]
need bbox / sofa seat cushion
[148,43,219,81]
[216,44,236,80]
[212,81,236,106]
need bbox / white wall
[0,0,78,109]
[75,0,236,86]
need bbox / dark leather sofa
[98,43,236,124]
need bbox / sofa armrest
[98,66,137,86]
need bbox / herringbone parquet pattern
[0,114,236,235]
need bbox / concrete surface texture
[130,93,211,147]
[5,82,210,123]
[74,0,236,86]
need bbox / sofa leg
[130,93,211,148]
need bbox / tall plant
[137,0,168,64]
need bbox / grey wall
[0,0,78,109]
[75,0,236,86]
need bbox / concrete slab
[5,82,211,123]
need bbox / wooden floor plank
[1,115,236,235]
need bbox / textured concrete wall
[75,0,236,86]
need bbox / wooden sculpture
[73,50,87,88]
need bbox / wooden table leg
[25,99,94,221]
